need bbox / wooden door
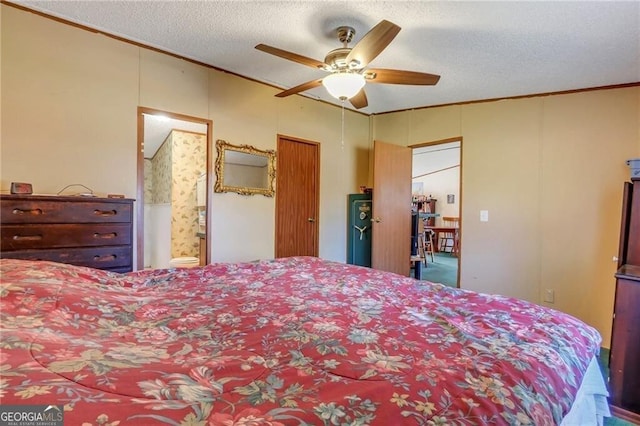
[372,140,412,276]
[275,135,320,257]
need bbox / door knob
[371,217,382,223]
[307,217,315,222]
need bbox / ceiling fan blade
[349,88,368,109]
[365,68,441,85]
[275,79,324,97]
[345,20,401,68]
[255,44,327,69]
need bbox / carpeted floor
[412,252,458,287]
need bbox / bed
[0,256,610,425]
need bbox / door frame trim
[136,106,213,270]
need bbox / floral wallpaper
[143,159,153,202]
[145,130,206,259]
[170,130,206,258]
[151,135,173,204]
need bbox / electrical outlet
[544,289,555,303]
[480,210,489,222]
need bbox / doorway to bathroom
[136,107,212,270]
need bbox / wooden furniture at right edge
[610,177,640,423]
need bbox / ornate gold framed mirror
[214,140,276,196]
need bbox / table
[418,213,440,219]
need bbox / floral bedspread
[0,257,601,425]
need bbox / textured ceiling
[143,114,207,158]
[12,0,640,114]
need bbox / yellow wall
[373,90,640,347]
[1,6,139,195]
[0,5,370,264]
[2,5,640,347]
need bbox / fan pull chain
[341,99,345,150]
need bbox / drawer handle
[93,232,117,239]
[94,209,117,217]
[13,234,43,241]
[94,254,116,262]
[12,208,43,216]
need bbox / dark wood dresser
[0,195,134,272]
[609,177,640,423]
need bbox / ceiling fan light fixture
[322,72,365,100]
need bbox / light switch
[544,289,555,303]
[480,210,489,222]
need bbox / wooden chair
[417,219,435,265]
[423,228,435,264]
[439,216,460,255]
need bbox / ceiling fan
[255,20,440,109]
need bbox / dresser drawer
[1,198,132,224]
[1,224,132,250]
[1,246,132,271]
